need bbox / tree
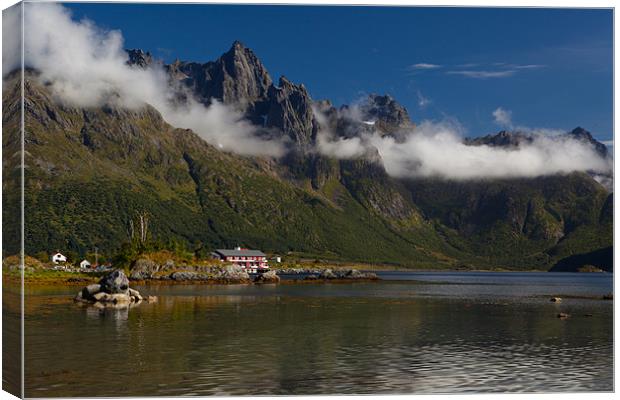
[127,211,151,249]
[34,251,49,263]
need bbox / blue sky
[64,4,613,141]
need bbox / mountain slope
[3,41,613,271]
[5,71,454,267]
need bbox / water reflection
[23,275,613,396]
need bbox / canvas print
[2,2,614,397]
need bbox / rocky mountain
[165,41,273,110]
[466,127,610,159]
[2,42,613,271]
[569,126,609,158]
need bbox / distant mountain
[2,42,612,271]
[466,127,609,158]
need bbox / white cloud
[417,90,431,108]
[492,107,513,128]
[447,70,516,79]
[313,109,611,180]
[409,63,441,70]
[2,5,21,75]
[11,4,610,181]
[513,64,546,69]
[10,3,286,157]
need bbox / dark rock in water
[74,272,151,308]
[254,270,280,283]
[304,274,319,280]
[99,270,130,294]
[128,288,143,301]
[81,284,102,301]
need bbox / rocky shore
[128,258,378,284]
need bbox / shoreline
[4,268,609,287]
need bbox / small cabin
[51,252,67,264]
[79,259,91,269]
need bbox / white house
[51,252,67,264]
[79,259,91,269]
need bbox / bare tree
[128,211,150,245]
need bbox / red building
[211,247,269,272]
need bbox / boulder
[81,284,102,300]
[74,290,86,302]
[217,265,251,283]
[319,269,337,279]
[74,272,150,308]
[304,274,319,280]
[344,269,364,279]
[254,270,280,283]
[363,272,378,280]
[99,270,130,294]
[93,292,110,302]
[129,258,159,280]
[550,297,562,303]
[108,293,131,304]
[128,288,143,301]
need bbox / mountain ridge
[2,42,613,272]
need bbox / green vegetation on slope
[2,72,613,271]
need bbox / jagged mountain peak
[126,49,154,68]
[466,127,610,161]
[570,126,591,137]
[568,126,608,158]
[356,93,414,135]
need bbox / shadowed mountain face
[2,41,612,271]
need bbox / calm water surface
[21,272,613,396]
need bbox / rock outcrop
[74,270,156,307]
[129,258,160,280]
[265,76,317,148]
[253,270,280,283]
[315,269,377,280]
[126,49,155,69]
[169,41,273,110]
[99,269,130,294]
[358,94,414,136]
[215,265,251,283]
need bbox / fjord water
[24,272,612,396]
